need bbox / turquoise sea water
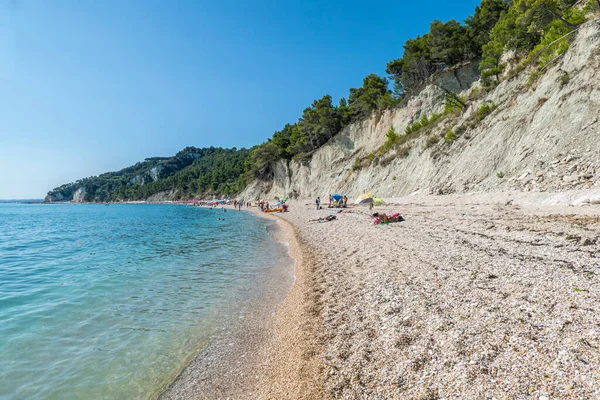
[0,204,291,400]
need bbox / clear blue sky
[0,0,480,199]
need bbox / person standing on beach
[316,197,320,210]
[328,194,332,208]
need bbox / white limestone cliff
[241,21,600,200]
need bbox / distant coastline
[0,199,44,204]
[41,200,205,205]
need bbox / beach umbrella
[356,197,375,204]
[331,194,343,201]
[355,195,385,205]
[355,192,373,204]
[280,197,288,203]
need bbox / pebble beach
[162,193,600,399]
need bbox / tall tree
[429,19,469,66]
[465,0,511,56]
[348,73,392,121]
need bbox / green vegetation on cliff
[245,0,597,181]
[47,147,249,202]
[48,0,599,201]
[481,0,595,85]
[246,0,513,179]
[386,0,511,96]
[244,73,396,180]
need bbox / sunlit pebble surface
[278,197,600,399]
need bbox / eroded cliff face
[241,21,600,200]
[129,165,164,186]
[72,187,87,203]
[44,192,65,203]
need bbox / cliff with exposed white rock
[44,146,248,203]
[241,20,600,204]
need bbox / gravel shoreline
[162,193,600,399]
[273,194,600,399]
[158,211,297,400]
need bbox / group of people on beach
[258,200,270,211]
[315,194,349,210]
[196,197,292,214]
[231,199,243,211]
[257,200,289,213]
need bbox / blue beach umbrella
[331,194,343,202]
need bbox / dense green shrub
[481,0,590,85]
[477,102,496,120]
[445,129,457,143]
[387,0,510,96]
[405,112,442,135]
[384,126,401,149]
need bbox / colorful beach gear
[355,193,385,205]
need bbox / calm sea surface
[0,203,291,399]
